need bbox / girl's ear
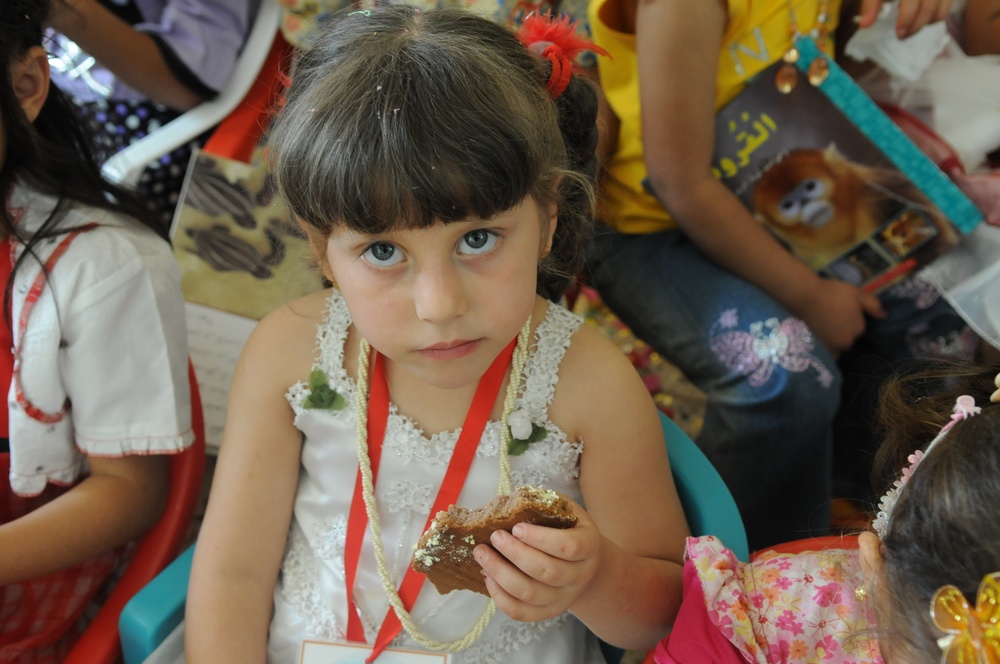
[11,46,50,123]
[541,200,558,258]
[298,218,337,284]
[857,531,885,586]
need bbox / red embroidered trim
[12,224,99,424]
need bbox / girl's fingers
[471,499,601,619]
[476,530,569,592]
[895,0,920,36]
[857,0,883,29]
[502,496,596,562]
[507,521,591,562]
[474,541,553,607]
[897,0,952,38]
[482,570,559,622]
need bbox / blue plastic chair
[600,411,748,664]
[658,411,748,561]
[119,410,746,663]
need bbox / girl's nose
[413,263,468,323]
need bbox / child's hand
[857,0,953,39]
[474,498,603,622]
[798,279,885,358]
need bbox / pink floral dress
[656,536,882,664]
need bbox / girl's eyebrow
[329,228,381,250]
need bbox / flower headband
[875,378,1000,661]
[930,572,1000,663]
[517,13,609,99]
[872,395,981,540]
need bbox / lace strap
[519,304,583,418]
[313,290,353,388]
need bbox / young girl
[0,1,192,660]
[187,7,688,663]
[652,362,1000,663]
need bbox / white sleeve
[57,228,192,456]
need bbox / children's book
[171,149,326,450]
[707,37,982,292]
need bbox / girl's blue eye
[459,229,497,255]
[363,242,403,266]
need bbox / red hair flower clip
[517,13,609,99]
[930,572,1000,664]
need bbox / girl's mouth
[418,339,483,360]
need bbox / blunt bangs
[270,8,563,235]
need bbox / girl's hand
[474,498,603,622]
[798,279,885,358]
[857,0,953,39]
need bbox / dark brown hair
[0,0,165,323]
[268,6,598,301]
[871,362,1000,661]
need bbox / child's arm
[475,322,688,650]
[0,455,168,585]
[48,0,200,110]
[186,293,324,664]
[856,0,953,38]
[962,0,1000,55]
[636,0,884,358]
[48,0,254,111]
[0,230,186,585]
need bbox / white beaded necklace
[352,318,532,651]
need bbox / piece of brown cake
[411,485,578,596]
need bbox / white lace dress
[267,292,606,663]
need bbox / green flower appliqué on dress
[302,369,346,411]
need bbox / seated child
[653,362,1000,663]
[0,1,192,660]
[186,7,688,663]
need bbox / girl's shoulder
[546,301,663,443]
[8,190,177,307]
[10,185,171,263]
[248,288,335,385]
[553,304,653,395]
[59,211,171,266]
[254,288,332,347]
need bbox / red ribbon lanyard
[344,338,517,662]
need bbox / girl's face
[322,196,556,391]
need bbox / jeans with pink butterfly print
[586,227,842,551]
[586,227,978,550]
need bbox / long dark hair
[268,6,598,301]
[0,0,167,319]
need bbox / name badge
[299,640,452,664]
